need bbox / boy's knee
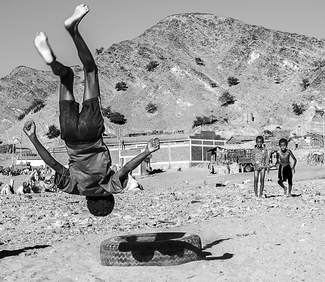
[83,64,97,74]
[59,66,74,81]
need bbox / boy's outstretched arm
[289,149,297,173]
[117,138,160,184]
[23,120,66,175]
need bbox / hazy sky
[0,0,324,78]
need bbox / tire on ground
[100,232,202,266]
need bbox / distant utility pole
[315,109,325,148]
[117,128,124,166]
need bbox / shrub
[17,99,45,120]
[17,113,26,121]
[146,61,159,72]
[219,91,236,106]
[115,82,128,91]
[145,102,158,113]
[46,125,60,139]
[95,47,104,55]
[109,112,127,125]
[195,57,205,66]
[210,82,217,88]
[292,103,306,116]
[227,76,240,87]
[151,130,163,135]
[300,78,310,91]
[31,99,45,113]
[313,59,325,70]
[102,106,111,119]
[192,116,217,128]
[101,106,127,124]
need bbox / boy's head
[256,135,264,147]
[279,138,288,151]
[86,194,115,217]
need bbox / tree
[219,91,236,106]
[115,82,128,91]
[146,61,159,72]
[227,76,240,87]
[145,102,158,113]
[46,125,61,139]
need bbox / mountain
[1,13,325,148]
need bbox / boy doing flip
[275,138,297,196]
[24,4,160,216]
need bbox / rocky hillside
[1,13,325,147]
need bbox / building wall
[151,143,190,169]
[190,139,226,162]
[110,142,191,169]
[16,159,45,167]
[51,136,225,171]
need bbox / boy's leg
[34,32,74,101]
[277,165,287,195]
[64,4,100,102]
[253,170,259,197]
[277,180,286,194]
[287,169,293,197]
[35,32,80,142]
[259,169,266,198]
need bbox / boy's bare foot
[64,4,89,32]
[34,32,56,64]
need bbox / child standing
[275,138,297,196]
[252,136,269,198]
[24,4,160,216]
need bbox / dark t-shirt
[54,138,124,196]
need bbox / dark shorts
[278,164,293,185]
[59,98,104,144]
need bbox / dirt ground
[1,149,325,282]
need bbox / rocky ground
[1,154,325,281]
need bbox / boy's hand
[23,120,36,138]
[146,138,160,153]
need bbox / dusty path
[1,160,325,282]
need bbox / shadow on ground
[0,245,50,259]
[201,237,233,261]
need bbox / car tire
[100,232,203,266]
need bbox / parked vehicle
[208,142,278,173]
